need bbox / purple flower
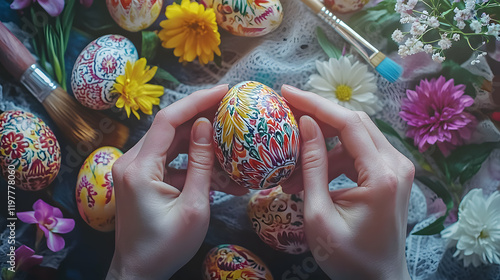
[80,0,93,8]
[15,245,43,271]
[400,76,476,156]
[10,0,65,17]
[17,199,75,252]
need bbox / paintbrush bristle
[42,87,129,149]
[375,57,403,83]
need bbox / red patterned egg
[213,81,299,189]
[106,0,163,32]
[248,186,308,254]
[0,110,61,191]
[71,35,138,110]
[212,0,283,37]
[324,0,369,13]
[203,244,273,280]
[76,146,122,232]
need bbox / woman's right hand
[281,85,414,280]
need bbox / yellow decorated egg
[248,186,308,254]
[324,0,369,13]
[71,35,138,110]
[213,81,299,189]
[203,244,273,280]
[212,0,283,37]
[106,0,163,32]
[0,110,61,191]
[76,146,122,232]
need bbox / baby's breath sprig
[393,0,500,63]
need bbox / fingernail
[214,84,229,91]
[193,118,212,145]
[300,115,318,143]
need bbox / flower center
[45,217,57,230]
[336,85,353,101]
[187,19,207,35]
[479,229,490,239]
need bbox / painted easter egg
[248,186,308,254]
[76,146,122,232]
[324,0,369,13]
[106,0,163,32]
[212,0,283,37]
[213,81,299,189]
[203,244,273,280]
[71,34,138,110]
[0,111,61,191]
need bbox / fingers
[299,116,331,207]
[180,118,215,205]
[135,84,228,181]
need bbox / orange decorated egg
[213,81,299,189]
[0,110,61,191]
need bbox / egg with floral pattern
[203,244,273,280]
[211,0,283,37]
[71,34,138,110]
[0,111,61,191]
[106,0,163,32]
[324,0,369,13]
[213,81,299,189]
[76,146,122,232]
[248,185,308,254]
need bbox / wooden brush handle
[0,21,36,80]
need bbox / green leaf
[174,0,183,4]
[141,31,161,61]
[214,54,222,68]
[374,119,404,141]
[445,142,499,183]
[412,176,453,235]
[154,67,180,85]
[316,27,342,59]
[439,60,484,98]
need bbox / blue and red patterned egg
[106,0,163,32]
[248,185,308,254]
[203,244,273,280]
[212,0,283,37]
[71,35,138,110]
[0,111,61,191]
[213,81,299,189]
[76,146,122,232]
[324,0,369,13]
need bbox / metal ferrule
[317,7,380,66]
[20,64,57,103]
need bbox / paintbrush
[0,21,129,149]
[301,0,402,82]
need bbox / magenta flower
[10,0,65,17]
[17,199,75,252]
[15,245,43,271]
[400,76,476,156]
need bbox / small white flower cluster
[393,0,500,63]
[471,51,487,65]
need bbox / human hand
[281,85,414,280]
[106,85,244,280]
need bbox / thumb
[180,117,214,205]
[300,116,330,208]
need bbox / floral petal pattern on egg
[213,81,299,189]
[0,111,61,191]
[213,0,283,37]
[248,186,308,254]
[71,35,138,110]
[76,146,122,232]
[202,244,273,280]
[324,0,369,13]
[106,0,163,32]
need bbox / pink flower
[17,199,75,252]
[10,0,65,17]
[15,245,43,271]
[400,76,476,156]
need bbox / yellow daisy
[158,0,221,65]
[113,58,164,120]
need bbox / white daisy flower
[308,56,381,115]
[441,189,500,267]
